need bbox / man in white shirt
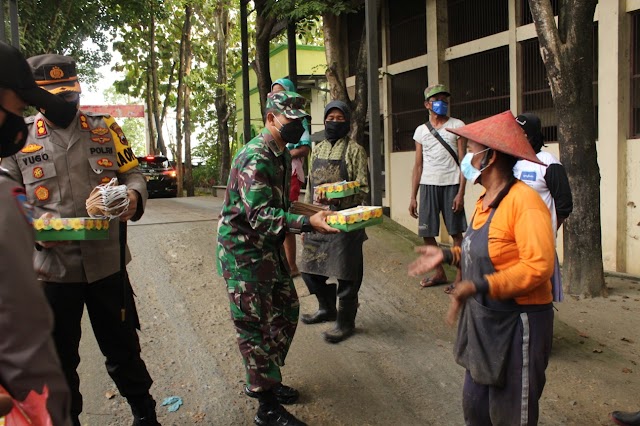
[513,112,573,302]
[409,84,467,287]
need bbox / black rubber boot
[323,298,357,343]
[130,396,161,426]
[611,411,640,426]
[301,283,337,324]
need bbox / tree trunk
[175,6,191,198]
[215,1,232,185]
[350,24,369,146]
[160,61,177,137]
[254,0,276,115]
[150,15,167,156]
[529,0,604,297]
[322,12,349,102]
[145,69,157,154]
[184,6,194,197]
[322,12,368,146]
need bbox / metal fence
[448,0,508,47]
[391,67,429,152]
[388,0,427,64]
[449,46,511,125]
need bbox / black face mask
[0,105,28,157]
[277,117,305,145]
[325,121,350,141]
[41,100,78,129]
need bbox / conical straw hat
[446,111,545,166]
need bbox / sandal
[419,276,448,288]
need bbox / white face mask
[460,148,491,184]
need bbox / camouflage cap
[424,84,450,100]
[266,91,310,120]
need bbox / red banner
[82,105,145,118]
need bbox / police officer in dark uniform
[2,54,160,426]
[0,41,77,426]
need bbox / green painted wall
[234,44,326,142]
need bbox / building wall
[370,0,640,273]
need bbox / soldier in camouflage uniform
[217,91,337,426]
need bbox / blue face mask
[431,100,449,116]
[460,148,490,184]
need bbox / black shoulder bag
[425,121,459,166]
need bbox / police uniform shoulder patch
[91,127,109,136]
[35,118,48,138]
[96,158,113,168]
[91,136,111,144]
[12,187,33,224]
[78,113,90,131]
[34,185,50,201]
[109,122,129,147]
[32,166,44,179]
[21,143,44,153]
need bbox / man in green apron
[299,101,370,343]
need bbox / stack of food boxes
[326,206,384,232]
[314,180,360,200]
[313,180,383,231]
[33,217,110,241]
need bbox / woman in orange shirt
[409,111,555,426]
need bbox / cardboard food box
[326,206,384,232]
[33,217,110,241]
[314,180,360,200]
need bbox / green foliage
[264,0,358,21]
[15,0,159,84]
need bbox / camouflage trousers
[226,278,299,392]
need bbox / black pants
[462,308,554,426]
[44,272,153,421]
[301,272,362,303]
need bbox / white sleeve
[413,125,425,145]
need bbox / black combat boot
[255,405,307,426]
[611,411,640,426]
[129,396,161,426]
[323,298,357,343]
[245,383,299,405]
[301,283,337,324]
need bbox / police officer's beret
[265,91,310,120]
[27,54,81,95]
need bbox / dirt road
[76,196,640,426]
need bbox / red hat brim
[447,111,546,166]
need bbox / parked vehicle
[137,155,178,198]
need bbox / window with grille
[347,10,382,77]
[391,67,429,152]
[520,0,559,26]
[388,0,427,64]
[449,47,510,125]
[448,0,508,47]
[520,23,599,142]
[632,12,640,138]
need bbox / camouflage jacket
[217,128,308,282]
